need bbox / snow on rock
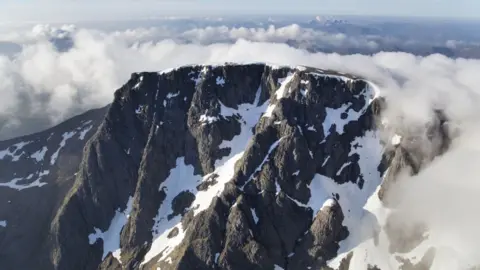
[30,146,48,162]
[391,134,402,146]
[215,86,269,167]
[251,208,259,224]
[321,131,384,269]
[82,120,92,126]
[166,91,180,99]
[348,130,383,185]
[322,84,377,137]
[159,68,175,75]
[190,66,208,86]
[0,220,6,227]
[275,73,296,100]
[0,141,32,161]
[50,131,76,165]
[336,162,352,176]
[214,253,220,264]
[274,265,284,270]
[216,76,225,86]
[135,105,144,115]
[88,197,134,261]
[192,153,242,216]
[144,86,272,265]
[322,156,330,167]
[133,75,143,89]
[78,125,93,140]
[199,114,219,124]
[320,198,337,211]
[0,170,50,191]
[308,71,354,84]
[143,157,201,265]
[263,104,276,118]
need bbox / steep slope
[1,63,395,270]
[0,105,109,269]
[49,63,386,270]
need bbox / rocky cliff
[0,63,445,270]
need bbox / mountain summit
[0,63,444,270]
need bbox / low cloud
[1,24,480,140]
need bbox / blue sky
[0,0,478,22]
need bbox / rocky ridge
[0,63,447,270]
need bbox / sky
[0,0,479,22]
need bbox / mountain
[0,63,450,270]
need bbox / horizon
[0,0,479,23]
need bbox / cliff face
[1,63,404,270]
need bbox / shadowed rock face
[0,105,108,270]
[0,63,384,270]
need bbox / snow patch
[50,131,76,165]
[322,85,376,137]
[143,158,201,265]
[135,105,144,114]
[30,146,48,162]
[190,66,208,86]
[0,141,31,161]
[263,104,276,118]
[192,153,242,216]
[79,125,93,140]
[159,68,175,75]
[144,85,274,265]
[144,150,245,264]
[88,197,134,261]
[308,71,354,84]
[320,198,336,211]
[0,220,6,227]
[391,134,402,146]
[322,156,330,167]
[133,76,143,89]
[199,114,219,124]
[166,91,180,99]
[275,73,296,100]
[216,76,225,86]
[336,162,351,176]
[251,208,259,224]
[0,170,50,190]
[215,86,268,167]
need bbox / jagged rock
[287,199,348,270]
[0,63,384,270]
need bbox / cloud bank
[1,24,480,140]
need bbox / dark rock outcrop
[0,63,383,270]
